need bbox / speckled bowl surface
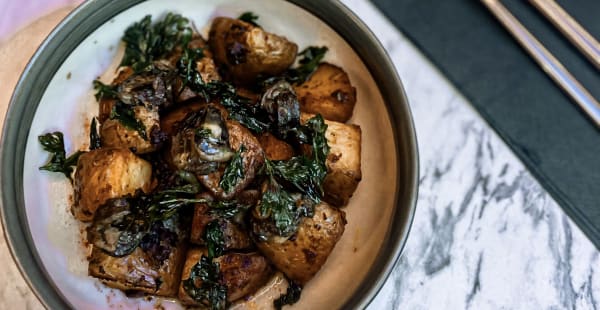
[0,0,418,309]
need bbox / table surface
[0,0,598,309]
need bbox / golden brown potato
[209,17,298,83]
[190,203,252,251]
[179,249,273,305]
[199,120,265,199]
[72,148,153,221]
[100,106,160,154]
[88,228,187,296]
[255,202,346,284]
[256,132,295,161]
[301,113,362,206]
[294,63,357,123]
[160,102,206,136]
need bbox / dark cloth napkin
[371,0,600,249]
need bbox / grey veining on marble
[0,0,599,309]
[339,1,600,309]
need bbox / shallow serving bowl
[0,0,418,309]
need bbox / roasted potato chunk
[294,63,357,123]
[301,113,362,206]
[209,17,298,83]
[100,106,160,154]
[255,202,346,284]
[199,120,265,199]
[189,192,259,251]
[88,215,187,297]
[73,148,153,221]
[256,133,295,161]
[179,249,273,305]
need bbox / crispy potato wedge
[73,148,153,221]
[301,113,362,206]
[255,202,346,284]
[294,63,357,123]
[209,17,298,83]
[179,249,273,305]
[100,106,160,154]
[255,132,295,161]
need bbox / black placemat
[371,0,600,249]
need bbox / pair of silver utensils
[482,0,600,128]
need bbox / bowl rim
[0,0,419,309]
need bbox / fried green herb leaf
[38,132,84,182]
[219,145,245,194]
[176,47,270,133]
[205,220,224,260]
[271,115,329,202]
[259,160,314,237]
[93,80,119,101]
[89,117,101,150]
[109,102,148,140]
[285,46,328,84]
[238,12,260,27]
[274,280,302,310]
[183,255,228,310]
[121,13,193,72]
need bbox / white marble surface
[0,0,599,309]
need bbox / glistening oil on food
[37,11,362,309]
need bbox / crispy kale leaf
[285,46,328,84]
[109,101,148,140]
[93,80,119,101]
[183,255,228,310]
[121,13,193,72]
[38,132,84,182]
[274,280,302,310]
[89,117,101,150]
[205,220,224,260]
[238,12,260,27]
[219,145,246,194]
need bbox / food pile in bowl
[37,11,361,309]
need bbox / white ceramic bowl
[1,0,418,309]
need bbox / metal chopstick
[481,0,600,128]
[528,0,600,71]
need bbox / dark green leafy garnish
[274,280,302,310]
[110,102,148,140]
[209,200,251,219]
[121,13,193,72]
[259,160,314,237]
[183,255,228,310]
[38,132,84,182]
[219,145,245,194]
[89,117,101,150]
[88,172,205,257]
[285,46,328,84]
[205,220,224,260]
[176,48,271,133]
[238,12,260,27]
[93,80,119,101]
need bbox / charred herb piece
[209,200,251,219]
[89,117,101,150]
[285,46,328,84]
[258,160,314,237]
[219,145,245,194]
[109,102,148,140]
[175,47,270,133]
[274,280,302,309]
[121,13,193,72]
[183,255,228,310]
[205,220,224,260]
[93,80,119,101]
[38,132,84,182]
[238,12,260,27]
[89,174,205,257]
